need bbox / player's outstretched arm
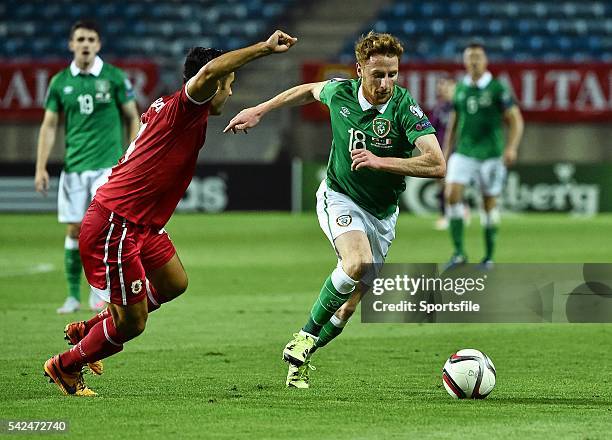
[34,110,59,196]
[350,134,446,178]
[503,105,524,167]
[187,30,297,103]
[223,81,327,134]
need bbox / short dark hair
[183,47,224,83]
[70,20,101,39]
[465,40,486,51]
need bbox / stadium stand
[339,1,611,62]
[1,0,609,71]
[0,0,297,59]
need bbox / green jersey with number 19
[44,56,135,172]
[318,78,436,219]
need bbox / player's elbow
[42,120,58,131]
[433,157,446,178]
[41,115,59,131]
[198,64,221,85]
[187,65,215,96]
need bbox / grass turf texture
[1,213,611,439]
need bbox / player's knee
[173,274,188,295]
[483,197,498,213]
[445,189,461,205]
[67,223,81,239]
[162,274,188,298]
[128,317,147,338]
[342,253,373,280]
[132,318,147,337]
[115,314,148,339]
[336,303,356,320]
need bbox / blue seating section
[2,1,610,62]
[0,0,296,58]
[339,1,612,62]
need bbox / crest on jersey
[131,279,143,295]
[479,92,492,107]
[95,79,110,93]
[336,215,352,227]
[409,105,424,118]
[372,118,391,138]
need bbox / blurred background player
[34,20,140,313]
[430,77,456,230]
[225,31,445,388]
[43,30,297,397]
[443,42,524,269]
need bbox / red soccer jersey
[95,85,212,227]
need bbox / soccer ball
[442,349,496,399]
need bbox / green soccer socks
[64,237,82,301]
[302,267,357,336]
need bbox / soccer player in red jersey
[43,30,297,396]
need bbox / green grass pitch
[1,213,611,439]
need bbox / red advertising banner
[0,60,159,120]
[302,62,611,123]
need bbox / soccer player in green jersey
[442,42,524,269]
[34,20,141,314]
[225,32,445,388]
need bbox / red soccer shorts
[80,199,176,306]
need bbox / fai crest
[372,118,391,138]
[95,79,110,93]
[131,279,143,295]
[336,215,352,227]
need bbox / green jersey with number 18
[318,78,436,219]
[44,56,135,172]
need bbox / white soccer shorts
[316,180,398,286]
[445,153,507,197]
[57,168,112,223]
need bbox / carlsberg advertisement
[299,162,612,215]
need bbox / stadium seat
[448,2,469,18]
[418,2,444,18]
